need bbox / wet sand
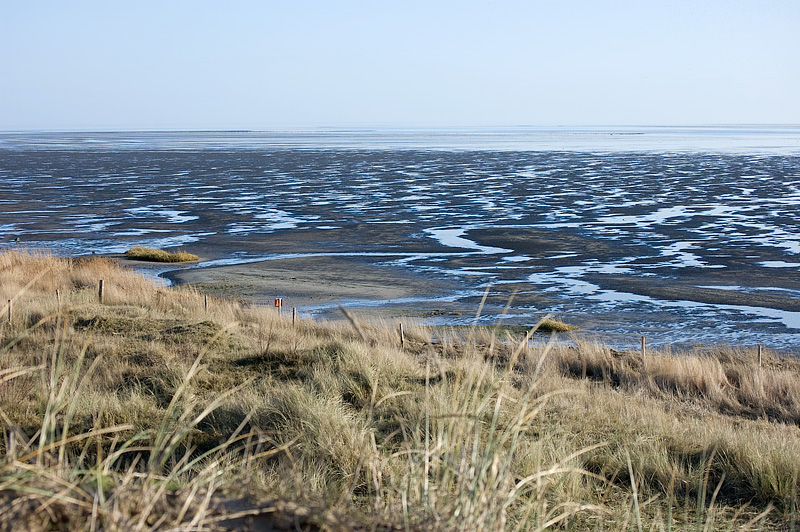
[157,255,466,319]
[117,222,800,327]
[112,222,800,350]
[466,227,800,313]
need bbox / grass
[124,246,199,263]
[537,317,579,333]
[1,249,799,530]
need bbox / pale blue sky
[2,0,798,130]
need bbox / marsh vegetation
[124,247,199,263]
[1,250,799,530]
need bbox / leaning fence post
[399,323,405,349]
[98,280,104,303]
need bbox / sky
[1,0,798,130]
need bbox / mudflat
[124,221,800,335]
[159,255,463,318]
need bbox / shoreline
[154,254,468,321]
[2,244,796,351]
[42,218,800,352]
[112,246,800,353]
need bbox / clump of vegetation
[124,246,199,262]
[1,249,799,531]
[537,316,579,332]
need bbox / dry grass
[537,317,579,333]
[124,246,199,263]
[1,249,799,531]
[555,341,800,424]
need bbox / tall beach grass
[1,249,798,530]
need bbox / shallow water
[2,127,800,350]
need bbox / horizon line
[3,123,800,134]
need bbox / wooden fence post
[6,300,11,325]
[758,344,763,368]
[399,323,405,349]
[292,307,297,326]
[204,294,208,312]
[641,336,646,360]
[56,289,61,305]
[98,280,104,303]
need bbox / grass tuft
[537,317,579,333]
[124,246,199,262]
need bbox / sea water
[2,127,799,350]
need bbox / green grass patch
[125,246,199,263]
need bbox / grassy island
[1,250,799,531]
[124,246,199,263]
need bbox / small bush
[125,246,198,263]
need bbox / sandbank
[157,255,465,319]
